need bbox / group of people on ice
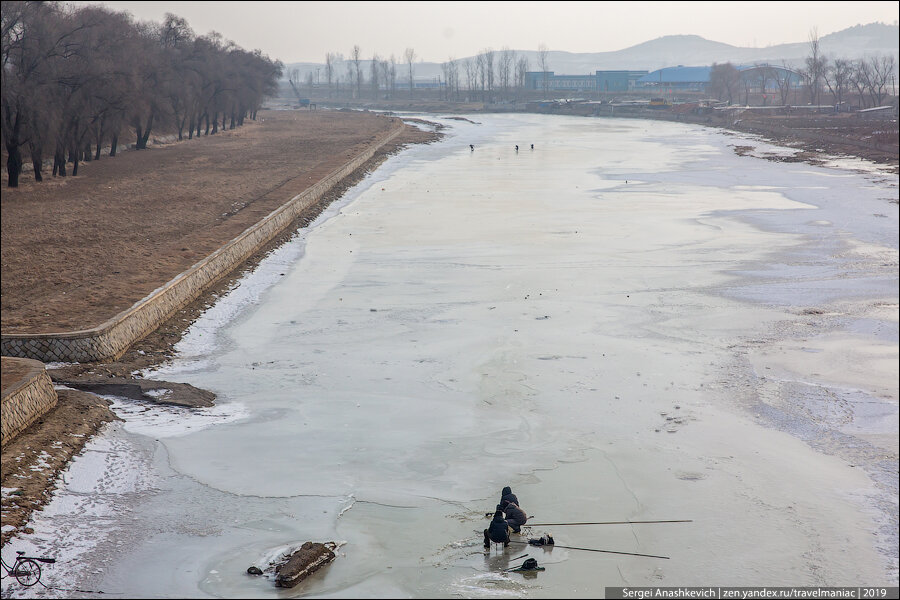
[484,486,528,548]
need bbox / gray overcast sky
[76,1,899,63]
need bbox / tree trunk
[229,111,235,130]
[54,144,67,176]
[3,107,23,187]
[110,134,118,157]
[135,114,154,149]
[95,119,104,160]
[71,143,80,176]
[204,113,210,135]
[6,149,22,188]
[31,155,43,181]
[211,112,218,134]
[141,124,152,148]
[83,141,92,162]
[29,141,43,182]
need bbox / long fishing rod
[527,519,693,526]
[508,540,669,560]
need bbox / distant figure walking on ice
[515,145,519,152]
[530,144,534,150]
[470,144,474,151]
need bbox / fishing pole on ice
[507,540,669,560]
[526,519,693,526]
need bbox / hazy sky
[77,1,899,63]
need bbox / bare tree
[377,58,389,99]
[515,56,529,100]
[463,57,476,100]
[2,1,70,186]
[440,59,452,101]
[370,52,380,100]
[388,54,397,99]
[498,47,514,100]
[866,54,896,106]
[708,62,741,104]
[324,52,338,98]
[345,60,354,100]
[482,48,494,102]
[802,28,827,105]
[350,44,362,99]
[404,47,416,98]
[775,61,796,105]
[824,58,852,108]
[849,59,871,108]
[475,52,486,101]
[446,57,459,100]
[537,43,550,98]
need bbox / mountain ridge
[284,22,899,80]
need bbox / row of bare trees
[709,54,895,108]
[708,30,896,109]
[311,45,540,103]
[2,1,282,187]
[802,29,896,108]
[304,48,412,101]
[454,47,532,102]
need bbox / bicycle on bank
[1,550,55,587]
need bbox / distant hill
[283,22,899,81]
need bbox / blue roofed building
[637,66,712,91]
[525,70,649,92]
[637,64,803,95]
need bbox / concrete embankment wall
[1,121,404,363]
[1,358,58,447]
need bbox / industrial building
[524,70,649,92]
[637,64,803,93]
[524,64,802,96]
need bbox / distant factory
[524,64,802,95]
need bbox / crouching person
[484,506,510,548]
[504,501,528,533]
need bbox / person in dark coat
[499,486,518,510]
[503,501,528,533]
[484,505,510,548]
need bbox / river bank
[0,110,440,546]
[271,97,898,173]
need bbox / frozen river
[3,113,898,598]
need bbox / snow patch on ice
[0,425,157,598]
[102,395,249,438]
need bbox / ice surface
[4,113,896,598]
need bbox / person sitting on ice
[484,505,510,548]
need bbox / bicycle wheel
[14,559,41,587]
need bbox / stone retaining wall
[1,358,58,447]
[1,121,404,363]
